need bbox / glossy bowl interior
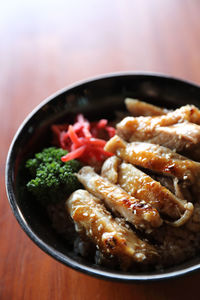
[6,72,200,282]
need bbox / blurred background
[1,0,200,299]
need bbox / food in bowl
[25,98,200,271]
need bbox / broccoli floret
[26,147,82,205]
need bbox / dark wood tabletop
[1,0,200,299]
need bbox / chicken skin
[117,105,200,142]
[67,189,158,269]
[125,98,168,116]
[101,157,193,224]
[104,135,200,183]
[77,166,163,230]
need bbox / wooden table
[1,0,200,299]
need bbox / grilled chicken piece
[77,166,162,230]
[117,105,200,142]
[148,122,200,151]
[117,162,193,225]
[125,98,168,116]
[101,155,121,184]
[102,157,193,225]
[105,135,200,183]
[67,189,158,269]
[118,117,200,160]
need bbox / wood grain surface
[1,0,200,299]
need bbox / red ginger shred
[52,114,115,164]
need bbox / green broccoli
[26,147,82,205]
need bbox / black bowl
[5,72,200,282]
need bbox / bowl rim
[5,71,200,282]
